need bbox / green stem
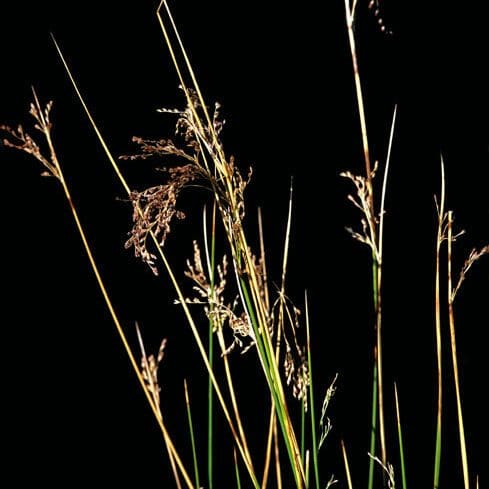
[240,278,303,488]
[234,449,242,489]
[368,258,379,489]
[207,206,216,489]
[306,293,320,489]
[207,323,213,489]
[368,358,378,489]
[394,384,408,489]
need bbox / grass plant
[1,1,486,488]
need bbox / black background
[1,1,488,487]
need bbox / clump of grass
[2,1,486,488]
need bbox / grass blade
[203,205,216,489]
[368,356,378,489]
[447,212,470,489]
[394,383,408,489]
[433,158,446,489]
[234,448,242,489]
[306,292,320,489]
[341,440,354,489]
[184,380,200,489]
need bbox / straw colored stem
[394,383,408,489]
[184,380,200,489]
[447,212,470,489]
[341,440,354,489]
[344,0,373,192]
[216,329,255,470]
[433,159,446,489]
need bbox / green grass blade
[184,380,200,489]
[207,318,214,489]
[368,358,378,489]
[234,449,242,489]
[239,277,303,487]
[394,383,408,489]
[203,205,217,489]
[305,293,320,489]
[305,450,310,488]
[433,424,442,489]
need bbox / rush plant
[2,1,486,488]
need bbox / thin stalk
[207,292,214,488]
[61,164,194,487]
[344,1,390,481]
[306,292,320,489]
[204,220,254,475]
[261,198,288,489]
[305,450,311,488]
[368,355,378,489]
[156,241,260,488]
[447,212,470,489]
[394,383,408,489]
[216,328,254,469]
[375,293,386,466]
[374,107,397,480]
[234,449,242,489]
[203,205,216,489]
[344,0,373,185]
[135,323,182,489]
[158,1,222,159]
[300,398,306,465]
[262,325,283,489]
[433,159,446,489]
[378,105,397,260]
[184,380,200,489]
[262,406,275,489]
[58,162,195,488]
[274,419,283,489]
[370,261,380,489]
[258,207,270,311]
[341,440,354,489]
